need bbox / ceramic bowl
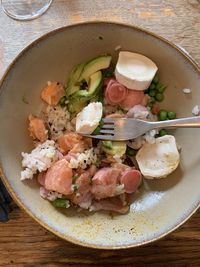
[0,22,200,249]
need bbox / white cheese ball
[76,102,103,134]
[115,51,158,91]
[136,135,180,179]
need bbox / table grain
[0,0,200,266]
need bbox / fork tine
[90,134,115,140]
[102,118,115,124]
[101,124,115,129]
[100,129,114,134]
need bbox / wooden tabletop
[0,0,200,266]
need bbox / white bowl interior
[0,22,200,248]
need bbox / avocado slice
[67,71,103,113]
[79,55,112,82]
[68,97,87,114]
[66,63,85,97]
[73,71,103,99]
[102,141,127,157]
[102,141,113,149]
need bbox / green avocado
[67,97,87,114]
[72,71,103,99]
[66,63,85,97]
[78,55,112,82]
[67,71,103,113]
[102,141,127,157]
[66,55,111,113]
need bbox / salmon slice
[44,159,73,195]
[69,165,96,209]
[57,132,92,155]
[70,171,92,209]
[112,163,131,173]
[41,81,65,106]
[28,114,48,142]
[37,172,46,186]
[91,168,123,199]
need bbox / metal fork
[85,116,200,141]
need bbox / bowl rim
[0,21,200,250]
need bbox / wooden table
[0,1,200,266]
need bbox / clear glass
[1,0,52,21]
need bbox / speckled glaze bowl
[0,22,200,249]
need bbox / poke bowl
[0,22,200,249]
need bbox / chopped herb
[47,128,51,138]
[92,126,101,135]
[59,96,67,106]
[126,147,136,156]
[71,184,78,192]
[92,119,104,135]
[52,199,70,208]
[22,95,29,104]
[72,175,78,183]
[102,64,114,78]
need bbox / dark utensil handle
[0,178,12,222]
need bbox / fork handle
[150,116,200,129]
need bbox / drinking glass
[1,0,52,21]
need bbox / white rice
[182,88,191,94]
[45,105,72,139]
[21,140,57,180]
[127,110,158,149]
[144,129,158,144]
[46,191,62,201]
[69,148,97,169]
[192,105,200,116]
[39,187,62,201]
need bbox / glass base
[1,0,52,21]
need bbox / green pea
[158,109,168,121]
[149,96,156,103]
[153,74,159,84]
[149,89,156,97]
[71,184,78,192]
[159,129,168,137]
[155,93,164,102]
[52,199,70,208]
[149,83,156,90]
[157,84,167,93]
[167,111,176,120]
